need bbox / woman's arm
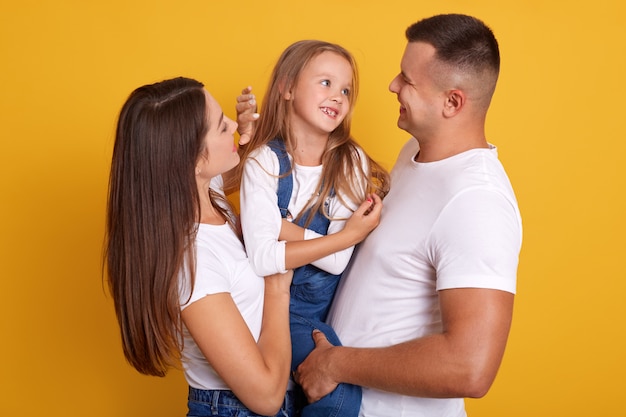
[181,270,292,416]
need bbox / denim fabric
[187,387,295,417]
[289,267,340,321]
[268,138,341,322]
[268,139,295,221]
[268,139,362,417]
[290,315,361,417]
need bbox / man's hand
[294,330,339,403]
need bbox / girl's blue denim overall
[268,139,361,417]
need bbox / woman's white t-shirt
[179,186,265,390]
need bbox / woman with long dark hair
[105,77,296,416]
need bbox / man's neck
[414,134,489,163]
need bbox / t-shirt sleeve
[181,248,231,310]
[431,188,522,294]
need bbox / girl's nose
[330,91,343,103]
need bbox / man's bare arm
[296,287,514,401]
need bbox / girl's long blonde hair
[234,40,389,226]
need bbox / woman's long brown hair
[105,77,234,376]
[232,40,389,226]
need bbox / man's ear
[442,89,465,118]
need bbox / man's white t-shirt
[328,139,523,417]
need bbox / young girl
[235,40,390,417]
[105,77,296,417]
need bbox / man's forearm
[318,289,513,399]
[328,334,495,398]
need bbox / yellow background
[1,0,624,415]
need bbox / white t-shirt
[179,180,265,390]
[239,144,366,276]
[328,139,523,417]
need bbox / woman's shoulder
[196,224,246,264]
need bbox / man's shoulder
[391,138,419,170]
[399,137,419,156]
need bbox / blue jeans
[187,387,296,417]
[290,314,362,417]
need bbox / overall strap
[267,139,293,219]
[267,138,334,234]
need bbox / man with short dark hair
[295,14,523,417]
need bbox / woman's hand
[235,86,259,145]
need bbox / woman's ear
[442,89,465,118]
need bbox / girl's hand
[236,86,259,145]
[342,193,383,244]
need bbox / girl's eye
[221,123,228,133]
[321,80,330,87]
[341,88,350,96]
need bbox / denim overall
[268,139,361,417]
